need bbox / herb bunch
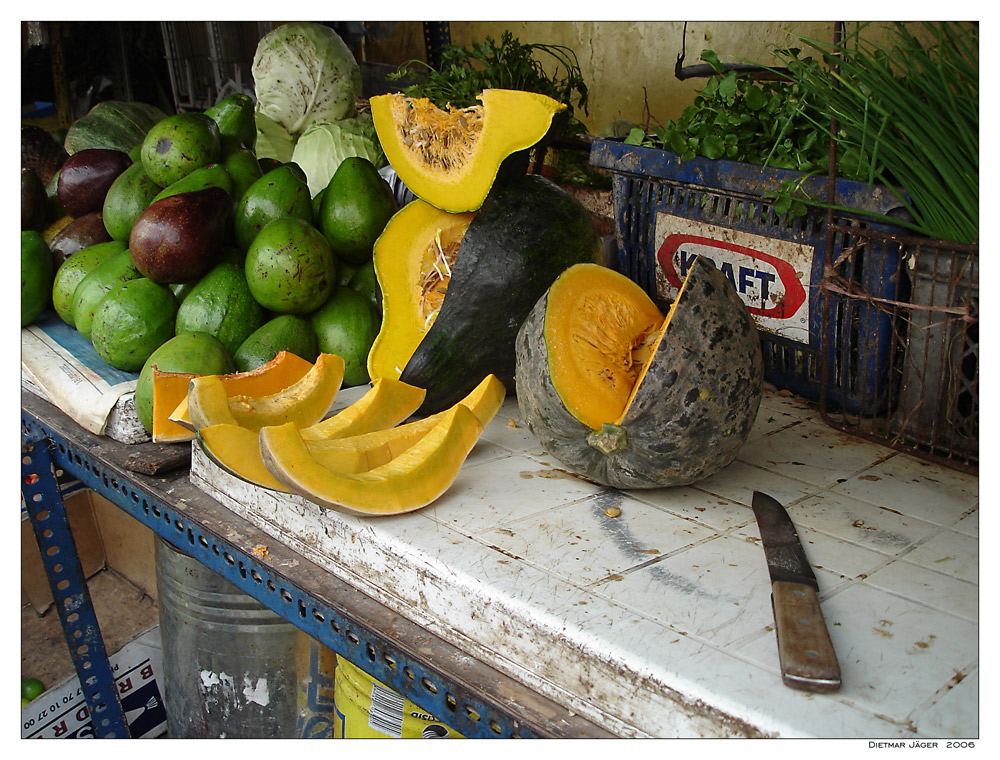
[389,31,589,122]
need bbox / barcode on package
[368,682,405,737]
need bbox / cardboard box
[22,488,158,613]
[21,625,167,738]
[21,489,107,615]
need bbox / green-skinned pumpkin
[514,257,763,489]
[368,174,602,415]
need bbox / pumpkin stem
[587,422,628,455]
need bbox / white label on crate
[653,214,814,343]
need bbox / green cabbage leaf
[290,115,387,196]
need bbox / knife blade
[752,491,841,693]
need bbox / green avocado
[233,314,319,373]
[174,262,266,356]
[223,149,263,205]
[102,163,162,241]
[91,278,179,371]
[52,240,128,324]
[141,112,222,188]
[244,217,336,314]
[318,157,398,265]
[71,249,143,339]
[151,164,234,204]
[204,93,256,153]
[22,231,55,327]
[233,164,313,251]
[134,331,234,433]
[311,285,380,387]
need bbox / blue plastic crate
[589,138,909,414]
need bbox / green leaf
[700,49,725,74]
[701,135,725,159]
[624,127,646,146]
[744,84,767,111]
[718,71,738,100]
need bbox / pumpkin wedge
[169,350,314,431]
[367,200,475,381]
[514,258,763,489]
[197,424,292,492]
[306,374,506,473]
[260,404,484,516]
[152,369,198,443]
[371,88,568,213]
[299,377,426,442]
[187,352,345,432]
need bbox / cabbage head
[291,115,387,197]
[252,22,361,138]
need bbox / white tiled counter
[191,385,979,738]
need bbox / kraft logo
[657,234,807,320]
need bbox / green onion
[773,22,978,244]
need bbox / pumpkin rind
[371,89,567,213]
[514,257,763,489]
[399,174,602,415]
[260,404,484,516]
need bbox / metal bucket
[155,538,336,738]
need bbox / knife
[752,491,841,693]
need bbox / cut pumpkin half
[260,403,484,516]
[197,423,291,492]
[371,88,567,213]
[152,369,198,443]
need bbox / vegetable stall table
[21,374,979,738]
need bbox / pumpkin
[371,174,601,416]
[366,201,476,381]
[514,257,763,489]
[260,403,484,516]
[370,88,568,213]
[306,373,506,473]
[299,377,426,442]
[197,373,504,490]
[187,352,345,432]
[168,350,314,432]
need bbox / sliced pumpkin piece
[169,350,314,431]
[367,201,475,381]
[298,376,426,442]
[197,424,291,492]
[305,374,506,473]
[152,369,198,443]
[370,88,568,213]
[187,374,240,431]
[260,403,484,516]
[227,352,345,431]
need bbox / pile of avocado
[22,94,399,435]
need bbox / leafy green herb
[389,30,589,124]
[771,22,978,244]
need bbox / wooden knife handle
[771,580,841,693]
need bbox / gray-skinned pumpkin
[514,256,763,489]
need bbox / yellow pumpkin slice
[169,351,315,431]
[298,376,426,442]
[371,89,567,213]
[367,201,476,381]
[152,369,198,443]
[260,404,484,516]
[187,374,240,431]
[227,353,345,431]
[305,373,506,473]
[197,424,292,492]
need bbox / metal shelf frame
[21,391,610,739]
